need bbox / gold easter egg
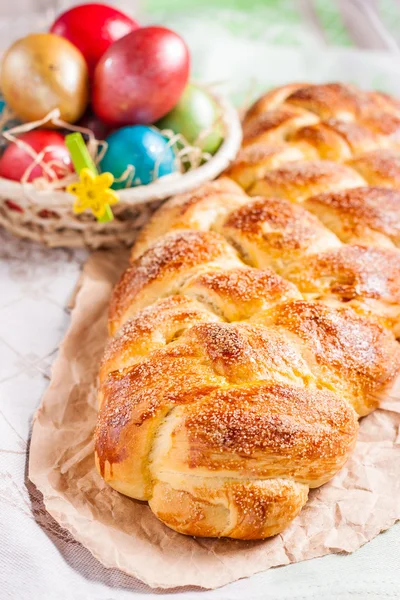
[1,33,89,125]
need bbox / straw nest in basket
[0,94,242,249]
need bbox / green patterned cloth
[135,0,400,103]
[376,0,400,45]
[144,0,349,46]
[143,0,400,49]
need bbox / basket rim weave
[0,92,242,207]
[0,92,242,248]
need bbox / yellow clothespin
[66,132,118,222]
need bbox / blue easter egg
[100,125,177,190]
[0,94,20,153]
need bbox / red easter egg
[50,3,139,76]
[92,26,190,126]
[0,130,73,182]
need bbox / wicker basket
[0,95,242,249]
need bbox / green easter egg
[156,84,224,155]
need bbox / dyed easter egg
[157,84,224,154]
[0,130,73,182]
[50,3,139,77]
[1,33,89,124]
[93,26,190,126]
[77,110,113,140]
[100,126,177,190]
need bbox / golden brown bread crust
[95,320,358,507]
[226,144,307,190]
[131,177,247,259]
[287,244,400,299]
[348,149,400,188]
[288,120,379,162]
[368,90,400,116]
[284,83,391,120]
[244,82,311,119]
[289,122,354,162]
[182,322,314,386]
[280,246,400,335]
[249,160,365,202]
[109,229,241,334]
[243,107,319,146]
[96,336,227,499]
[149,478,309,540]
[254,300,400,416]
[182,266,301,321]
[359,111,400,144]
[95,82,400,540]
[220,195,341,272]
[100,295,221,382]
[179,382,357,483]
[304,187,400,248]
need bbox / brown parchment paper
[28,250,400,590]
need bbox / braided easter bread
[95,83,400,540]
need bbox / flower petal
[103,189,119,206]
[95,172,114,190]
[67,182,82,196]
[73,199,87,214]
[91,201,106,219]
[81,168,95,186]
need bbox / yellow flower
[67,168,119,220]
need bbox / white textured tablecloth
[2,2,400,596]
